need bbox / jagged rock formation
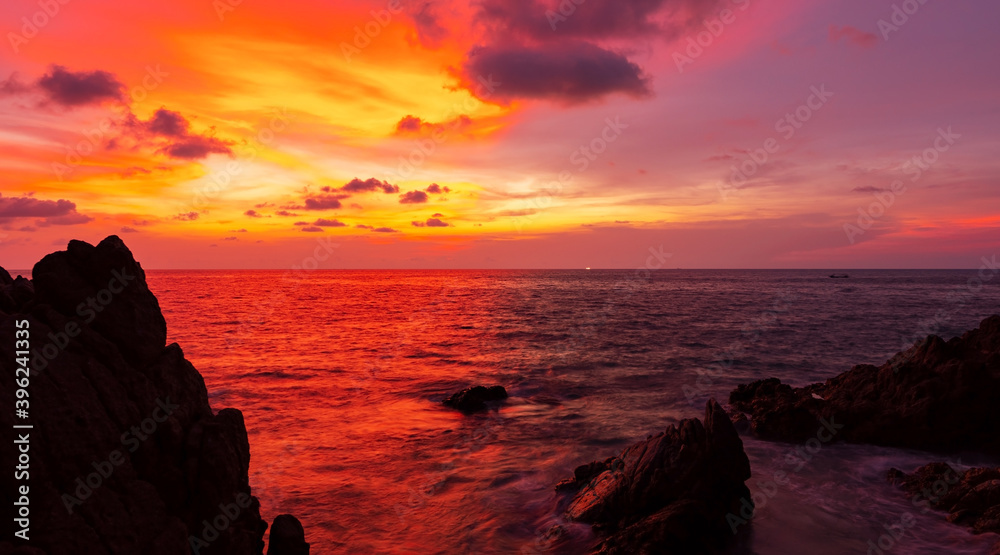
[729,315,1000,454]
[266,515,310,555]
[888,463,1000,552]
[0,236,303,554]
[442,385,508,413]
[555,400,752,554]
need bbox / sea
[143,269,1000,554]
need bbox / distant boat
[829,274,849,278]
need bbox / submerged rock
[888,463,1000,551]
[556,400,752,554]
[729,315,1000,454]
[442,385,508,413]
[0,236,305,554]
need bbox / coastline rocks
[442,385,508,413]
[267,515,310,555]
[888,463,1000,544]
[729,315,1000,453]
[0,237,304,554]
[556,400,752,554]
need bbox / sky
[1,0,998,269]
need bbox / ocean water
[146,270,1000,554]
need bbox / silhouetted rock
[0,236,304,554]
[729,315,1000,454]
[556,400,752,554]
[267,515,310,555]
[888,463,1000,552]
[442,385,508,413]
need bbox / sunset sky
[1,0,998,269]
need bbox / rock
[729,315,1000,453]
[442,385,508,413]
[888,463,1000,537]
[556,400,752,554]
[0,237,304,554]
[267,515,310,555]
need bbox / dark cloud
[35,65,125,107]
[120,226,139,233]
[461,42,650,103]
[254,202,275,208]
[372,227,399,233]
[126,108,234,160]
[400,190,429,204]
[244,210,264,218]
[300,226,324,232]
[411,221,426,227]
[35,213,94,226]
[478,0,723,41]
[303,195,345,210]
[230,228,248,232]
[314,218,347,227]
[132,219,152,226]
[425,183,451,194]
[275,210,299,217]
[224,236,238,241]
[355,224,374,230]
[174,212,199,221]
[394,114,472,136]
[852,186,889,193]
[0,194,78,218]
[411,2,449,48]
[332,178,399,194]
[432,213,444,217]
[426,218,450,227]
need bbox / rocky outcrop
[729,315,1000,454]
[555,400,752,554]
[267,515,310,555]
[888,463,1000,551]
[0,237,303,554]
[442,385,508,413]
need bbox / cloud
[300,226,324,232]
[461,42,650,103]
[314,218,347,227]
[410,2,449,48]
[330,177,399,194]
[173,212,199,221]
[355,224,373,230]
[851,186,889,193]
[373,227,399,233]
[432,213,444,217]
[425,183,451,194]
[400,190,429,204]
[275,210,299,217]
[244,209,264,218]
[394,115,472,137]
[224,236,238,241]
[126,108,234,160]
[303,195,346,210]
[476,0,723,42]
[120,226,139,233]
[412,217,451,227]
[230,228,248,232]
[35,65,125,107]
[0,194,93,226]
[829,25,878,49]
